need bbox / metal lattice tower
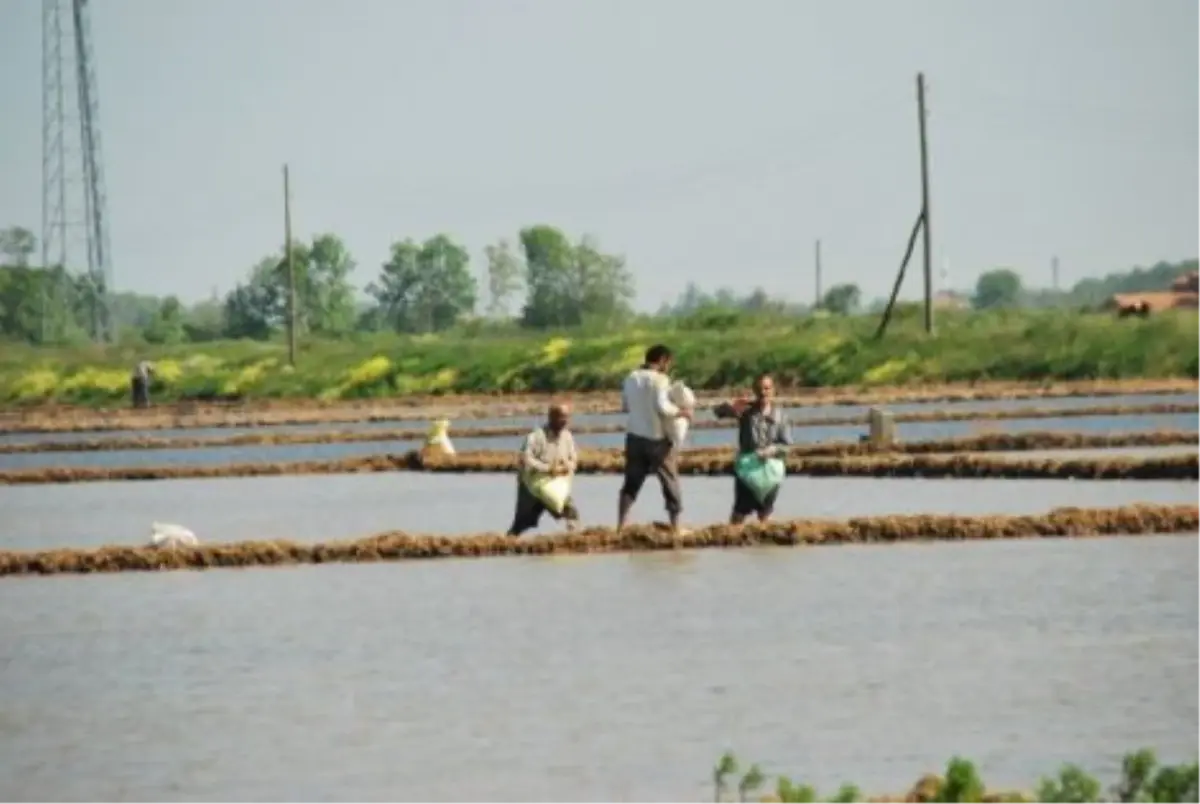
[41,0,113,343]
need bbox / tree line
[0,224,637,345]
[0,223,1194,346]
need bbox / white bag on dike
[665,381,697,445]
[523,472,572,515]
[149,522,199,548]
[424,418,457,456]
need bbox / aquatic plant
[712,747,1199,803]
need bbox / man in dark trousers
[713,371,793,524]
[130,360,155,408]
[506,402,581,537]
[616,344,693,536]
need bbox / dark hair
[645,344,673,365]
[754,371,773,385]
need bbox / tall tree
[301,233,357,336]
[973,268,1023,310]
[520,225,635,328]
[0,226,36,267]
[368,234,477,332]
[484,238,524,318]
[142,296,187,344]
[221,234,358,340]
[222,258,280,339]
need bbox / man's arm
[712,402,737,419]
[653,381,681,418]
[561,432,578,475]
[520,430,552,473]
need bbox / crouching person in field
[713,371,792,524]
[506,402,582,537]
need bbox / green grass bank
[1,308,1196,407]
[712,747,1198,802]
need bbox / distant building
[932,290,971,310]
[1108,270,1199,316]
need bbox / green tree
[182,298,226,342]
[519,225,635,328]
[822,283,861,315]
[142,296,187,345]
[368,234,477,332]
[484,238,524,318]
[974,268,1023,309]
[222,258,279,340]
[221,234,358,340]
[0,226,36,267]
[300,233,357,336]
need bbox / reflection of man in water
[713,371,792,524]
[130,360,155,409]
[506,402,581,537]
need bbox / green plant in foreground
[715,748,1200,803]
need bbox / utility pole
[1051,255,1060,291]
[814,239,823,308]
[283,164,297,367]
[917,72,934,334]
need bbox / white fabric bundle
[149,522,199,548]
[665,381,697,445]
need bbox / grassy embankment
[0,308,1196,407]
[1,505,1194,577]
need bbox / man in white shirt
[617,344,692,535]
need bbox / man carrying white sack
[713,371,793,524]
[617,344,693,536]
[506,402,581,537]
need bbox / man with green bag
[506,402,582,537]
[713,372,792,524]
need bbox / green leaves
[368,234,478,333]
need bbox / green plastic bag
[733,452,786,503]
[523,471,572,514]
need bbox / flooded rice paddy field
[1,391,1194,447]
[2,472,1197,551]
[0,533,1194,800]
[1,393,1196,801]
[0,412,1195,471]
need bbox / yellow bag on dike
[424,418,456,456]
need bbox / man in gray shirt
[712,371,792,524]
[130,360,155,409]
[506,402,581,536]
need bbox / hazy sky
[0,0,1196,310]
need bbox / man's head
[753,372,775,404]
[644,344,674,374]
[547,401,572,433]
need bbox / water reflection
[0,535,1193,800]
[0,472,1195,551]
[1,413,1195,471]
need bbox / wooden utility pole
[917,72,934,334]
[814,239,823,308]
[1052,255,1060,291]
[283,164,297,367]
